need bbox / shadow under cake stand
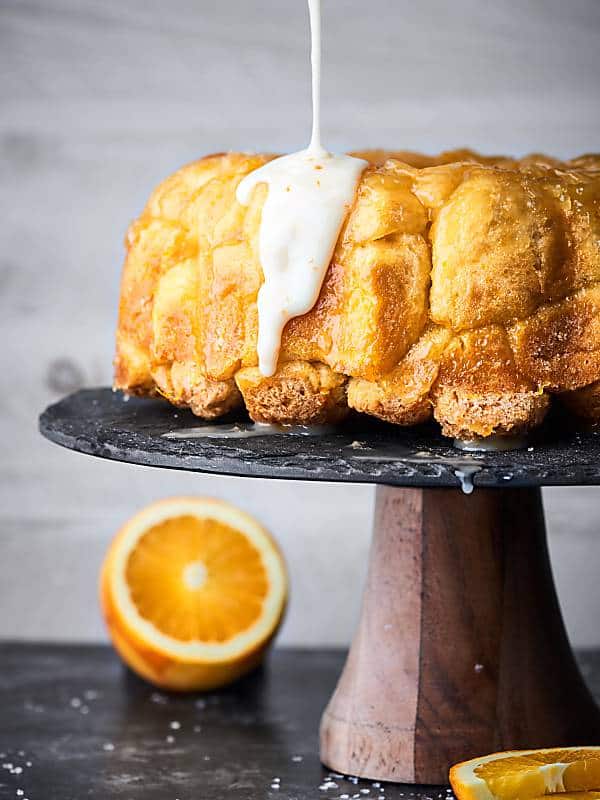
[40,388,600,784]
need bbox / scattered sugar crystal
[340,795,350,799]
[292,755,303,762]
[84,690,99,701]
[319,781,338,790]
[102,743,114,752]
[70,697,82,708]
[17,751,24,757]
[151,692,167,704]
[169,721,181,730]
[23,701,45,714]
[13,767,22,775]
[372,784,380,789]
[17,791,24,797]
[166,736,175,744]
[360,791,370,795]
[80,705,90,714]
[25,762,32,768]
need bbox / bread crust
[114,150,600,439]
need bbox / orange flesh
[475,750,600,799]
[125,515,268,643]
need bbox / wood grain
[320,487,600,783]
[320,489,423,780]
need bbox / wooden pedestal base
[320,487,600,784]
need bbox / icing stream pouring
[236,0,367,377]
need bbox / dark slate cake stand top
[40,388,600,490]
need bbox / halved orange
[100,497,287,691]
[450,748,600,800]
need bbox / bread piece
[509,285,600,392]
[432,326,550,439]
[235,361,347,425]
[347,326,451,425]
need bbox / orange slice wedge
[451,749,600,800]
[100,497,287,691]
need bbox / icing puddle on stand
[346,436,527,494]
[348,445,484,495]
[163,424,528,494]
[453,435,526,452]
[163,422,336,440]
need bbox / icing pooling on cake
[236,0,367,377]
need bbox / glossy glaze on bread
[114,150,600,439]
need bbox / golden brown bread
[114,149,600,439]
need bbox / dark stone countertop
[1,644,599,800]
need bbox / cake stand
[40,388,600,784]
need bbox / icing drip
[236,0,366,376]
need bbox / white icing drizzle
[236,0,367,377]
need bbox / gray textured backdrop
[2,0,599,647]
